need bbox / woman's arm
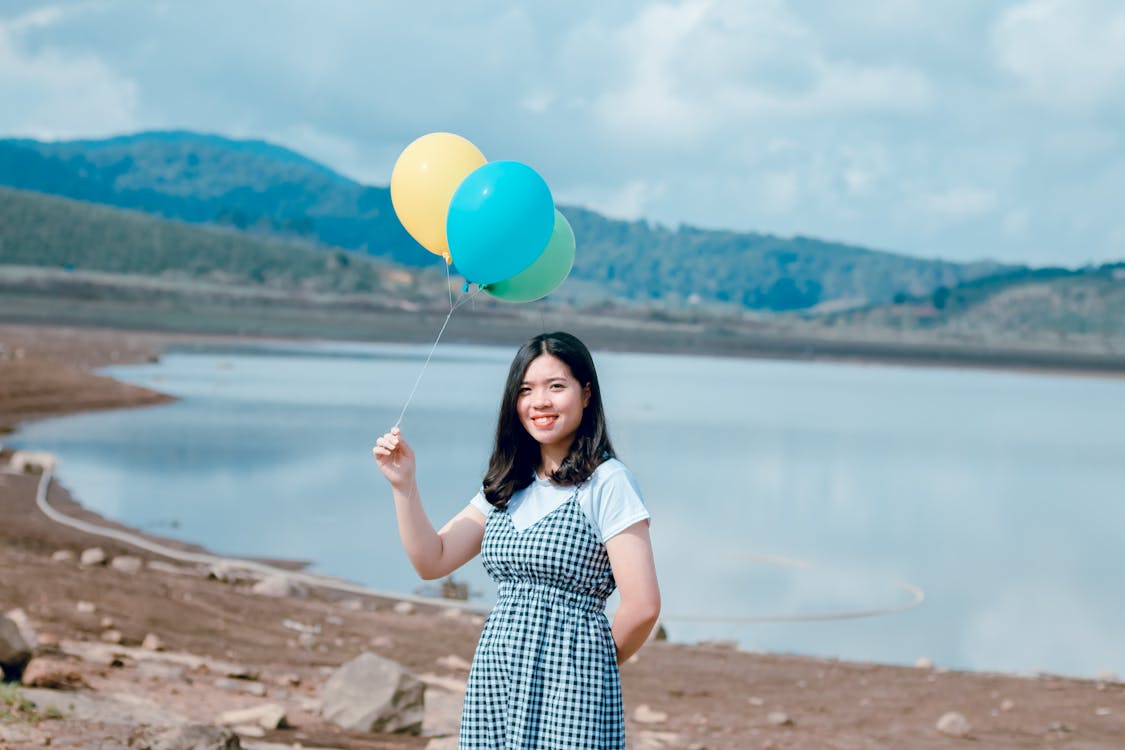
[374,428,486,580]
[605,520,661,665]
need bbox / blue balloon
[446,161,555,286]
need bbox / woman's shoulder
[591,456,631,480]
[587,458,642,496]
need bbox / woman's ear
[583,383,591,408]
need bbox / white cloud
[0,5,139,138]
[994,0,1125,113]
[590,0,933,145]
[569,178,668,222]
[915,186,999,222]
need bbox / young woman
[373,331,661,749]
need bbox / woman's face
[517,353,590,451]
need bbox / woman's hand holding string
[373,427,416,491]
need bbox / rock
[232,724,265,738]
[650,622,669,641]
[0,614,33,679]
[1095,707,1112,716]
[936,711,971,738]
[147,724,241,750]
[110,555,144,575]
[80,547,107,566]
[633,704,669,724]
[101,629,124,644]
[422,684,465,737]
[767,711,793,727]
[435,654,472,672]
[4,608,38,650]
[100,616,116,629]
[1096,670,1119,683]
[339,598,365,611]
[20,657,89,689]
[147,560,205,577]
[636,730,680,749]
[370,635,393,649]
[143,633,165,651]
[51,550,75,563]
[207,563,256,584]
[21,686,190,726]
[321,651,425,733]
[137,661,187,681]
[251,575,305,598]
[76,601,96,614]
[1000,699,1014,711]
[915,656,934,669]
[748,696,765,707]
[217,703,287,729]
[393,601,416,615]
[276,672,301,687]
[10,450,56,473]
[213,677,267,697]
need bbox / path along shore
[1,322,1123,749]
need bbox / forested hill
[0,131,1011,311]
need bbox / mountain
[0,131,1012,311]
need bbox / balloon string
[445,259,453,309]
[392,306,455,430]
[392,268,485,430]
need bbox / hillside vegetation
[0,186,437,300]
[822,264,1125,348]
[0,131,1010,311]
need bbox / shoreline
[3,322,1125,747]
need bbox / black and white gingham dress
[460,488,624,749]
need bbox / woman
[373,331,661,749]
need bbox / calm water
[12,341,1125,678]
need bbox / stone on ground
[320,651,425,734]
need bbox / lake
[12,340,1125,678]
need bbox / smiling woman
[373,331,660,749]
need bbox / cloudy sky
[2,0,1124,266]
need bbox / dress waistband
[496,581,606,614]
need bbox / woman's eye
[550,383,565,390]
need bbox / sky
[2,0,1124,267]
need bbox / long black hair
[482,332,615,508]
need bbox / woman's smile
[518,354,590,454]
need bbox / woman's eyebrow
[520,376,568,385]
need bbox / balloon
[485,210,575,302]
[390,133,486,262]
[446,161,555,286]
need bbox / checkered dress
[460,489,624,749]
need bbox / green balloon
[484,209,575,302]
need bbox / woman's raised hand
[372,427,416,489]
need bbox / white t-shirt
[469,458,650,544]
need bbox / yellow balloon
[390,133,486,261]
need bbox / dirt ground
[1,323,1123,749]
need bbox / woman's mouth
[531,415,558,428]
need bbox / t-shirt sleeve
[591,464,650,543]
[468,489,492,516]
